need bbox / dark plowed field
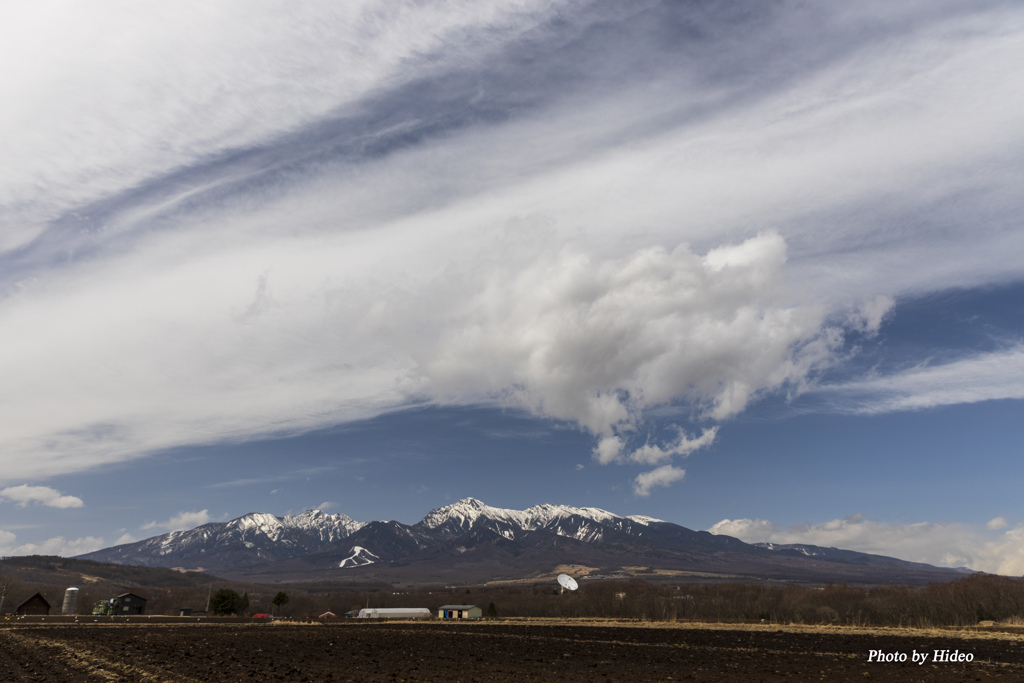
[3,621,1024,682]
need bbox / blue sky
[2,1,1023,575]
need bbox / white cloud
[709,515,1024,576]
[115,533,137,545]
[633,464,686,497]
[415,233,836,445]
[708,518,777,540]
[0,0,570,233]
[0,0,1023,497]
[0,485,83,508]
[987,517,1009,531]
[0,529,105,557]
[141,510,211,533]
[594,436,625,466]
[848,295,895,337]
[817,345,1024,414]
[627,428,719,466]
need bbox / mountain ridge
[77,498,970,586]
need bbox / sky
[2,1,1023,575]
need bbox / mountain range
[77,498,969,586]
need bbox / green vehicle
[91,600,113,616]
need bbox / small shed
[15,593,51,616]
[438,604,482,619]
[319,611,337,619]
[109,592,147,615]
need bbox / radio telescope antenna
[557,573,578,594]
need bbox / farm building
[109,592,147,615]
[357,607,431,619]
[438,604,482,619]
[15,593,51,616]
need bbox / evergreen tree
[272,591,289,616]
[209,589,244,616]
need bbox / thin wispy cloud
[814,345,1024,415]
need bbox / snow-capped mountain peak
[222,509,364,543]
[419,497,501,530]
[417,498,664,542]
[228,512,286,540]
[80,499,668,573]
[78,507,366,570]
[281,509,365,540]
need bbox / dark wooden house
[109,592,147,615]
[15,593,51,616]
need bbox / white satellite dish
[557,573,578,593]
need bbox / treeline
[5,558,1024,628]
[344,575,1024,628]
[467,575,1024,627]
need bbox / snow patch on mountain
[339,546,380,568]
[755,542,827,557]
[626,515,664,525]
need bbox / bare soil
[3,620,1024,682]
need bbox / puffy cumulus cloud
[633,464,686,497]
[818,344,1024,414]
[0,485,83,508]
[416,233,836,460]
[0,530,105,557]
[709,514,1024,576]
[141,510,212,533]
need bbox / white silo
[62,587,80,615]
